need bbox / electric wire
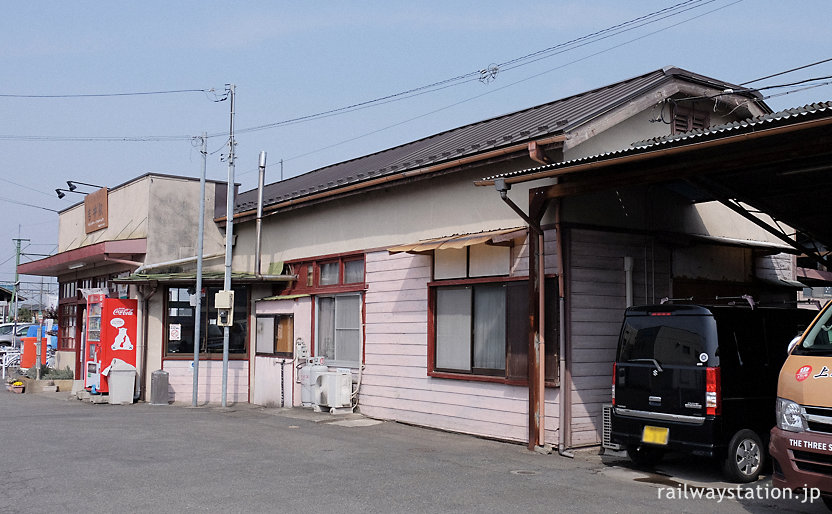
[0,88,213,99]
[280,0,745,164]
[224,0,721,137]
[0,0,751,144]
[741,57,832,85]
[0,197,59,213]
[0,178,55,198]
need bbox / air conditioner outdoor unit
[601,403,621,451]
[316,369,352,409]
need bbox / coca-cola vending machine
[84,294,138,393]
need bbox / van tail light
[611,362,617,406]
[705,367,721,416]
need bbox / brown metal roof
[235,66,763,216]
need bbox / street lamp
[55,188,87,199]
[67,180,103,192]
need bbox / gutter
[221,134,567,223]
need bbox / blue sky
[1,0,830,296]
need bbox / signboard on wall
[84,187,108,234]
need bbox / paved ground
[0,389,826,513]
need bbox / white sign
[169,324,182,341]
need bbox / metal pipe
[192,133,207,407]
[133,253,225,275]
[254,151,267,278]
[624,256,634,308]
[555,199,572,457]
[537,231,546,446]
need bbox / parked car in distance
[611,302,815,483]
[0,323,36,347]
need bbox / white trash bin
[103,358,136,405]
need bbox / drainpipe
[624,256,634,308]
[254,151,267,278]
[137,283,158,401]
[494,179,548,452]
[554,200,573,458]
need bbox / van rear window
[618,315,715,366]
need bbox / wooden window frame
[255,314,294,358]
[428,275,559,386]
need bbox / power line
[281,0,745,164]
[0,177,57,198]
[0,196,59,213]
[741,57,832,85]
[0,88,215,99]
[224,0,721,138]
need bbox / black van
[610,303,814,482]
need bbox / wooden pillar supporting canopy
[527,190,549,450]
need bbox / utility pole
[221,84,236,408]
[11,238,29,333]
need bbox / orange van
[769,300,832,509]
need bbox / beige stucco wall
[146,176,227,268]
[232,162,544,270]
[56,175,227,268]
[58,178,151,252]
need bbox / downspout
[494,178,547,452]
[138,283,158,401]
[555,200,573,458]
[254,151,267,278]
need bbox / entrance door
[252,314,294,407]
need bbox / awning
[256,294,310,301]
[112,271,297,284]
[18,239,147,277]
[388,227,527,254]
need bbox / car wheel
[626,444,664,467]
[722,429,764,483]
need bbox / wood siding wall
[567,228,671,446]
[358,232,563,444]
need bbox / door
[252,314,294,407]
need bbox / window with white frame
[316,293,361,367]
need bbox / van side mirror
[787,335,801,354]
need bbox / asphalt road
[0,390,826,514]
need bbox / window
[256,315,293,356]
[319,262,339,285]
[316,293,361,367]
[344,259,364,284]
[164,286,248,357]
[58,304,77,351]
[431,278,558,382]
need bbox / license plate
[641,425,669,445]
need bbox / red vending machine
[84,294,138,393]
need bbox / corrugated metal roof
[482,101,832,183]
[236,66,760,214]
[388,227,526,254]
